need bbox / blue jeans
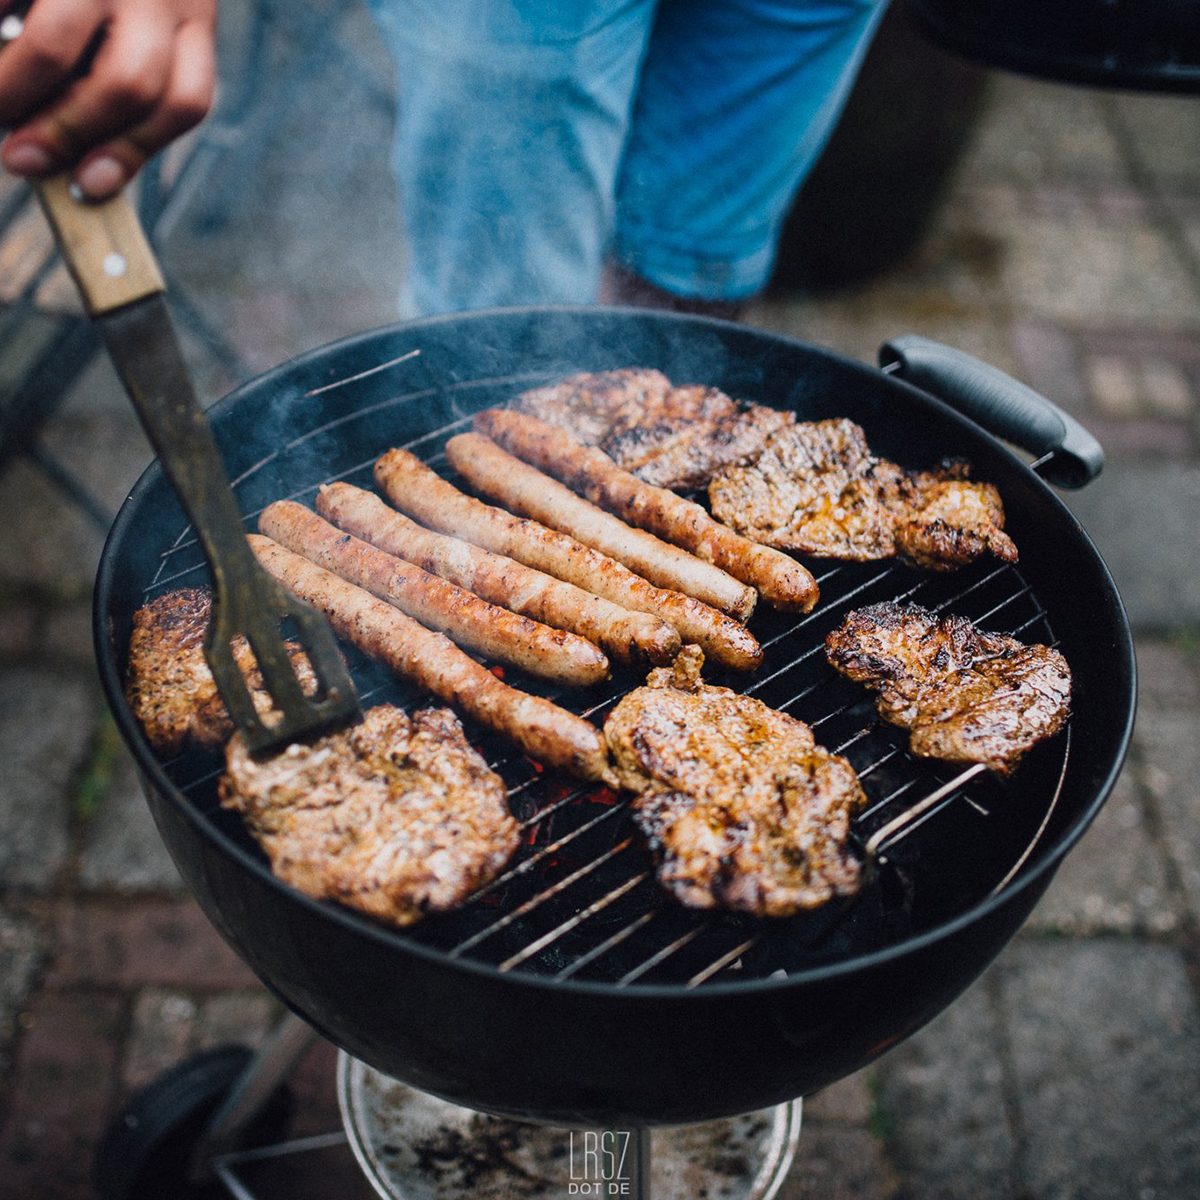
[367,0,889,315]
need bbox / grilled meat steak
[605,646,866,916]
[220,704,518,926]
[708,419,1018,570]
[892,471,1017,571]
[825,602,1071,775]
[516,369,793,490]
[709,419,896,559]
[125,587,318,755]
[602,393,795,490]
[516,367,675,447]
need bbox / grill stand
[108,1011,801,1200]
[337,1052,800,1200]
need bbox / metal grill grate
[141,400,1069,991]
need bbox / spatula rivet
[103,253,128,278]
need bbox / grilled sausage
[475,408,820,613]
[374,449,762,673]
[316,482,668,670]
[444,433,756,621]
[247,534,614,782]
[258,501,609,688]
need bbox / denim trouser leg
[366,1,657,316]
[367,0,889,315]
[613,0,890,300]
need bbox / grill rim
[92,305,1138,999]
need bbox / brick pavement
[1,27,1198,1200]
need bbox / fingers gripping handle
[880,335,1104,488]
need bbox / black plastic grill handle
[880,335,1104,488]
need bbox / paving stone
[803,1070,873,1127]
[1075,414,1195,459]
[1133,711,1200,920]
[0,602,39,660]
[0,988,124,1200]
[0,669,97,887]
[47,897,260,991]
[1141,357,1194,419]
[955,76,1127,189]
[122,987,199,1093]
[1086,353,1142,417]
[1011,319,1090,417]
[1135,637,1200,710]
[1065,461,1200,629]
[778,1124,896,1200]
[39,408,153,521]
[40,600,97,668]
[79,748,185,893]
[749,297,1016,386]
[872,969,1017,1200]
[1026,767,1176,936]
[999,939,1200,1200]
[997,201,1199,331]
[0,910,45,1081]
[0,459,106,598]
[193,989,279,1052]
[1106,92,1200,191]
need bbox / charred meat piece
[516,369,794,490]
[516,368,675,446]
[125,587,318,755]
[605,646,866,916]
[708,420,1018,570]
[893,469,1018,571]
[602,391,795,490]
[220,705,518,926]
[709,419,897,560]
[825,601,1071,775]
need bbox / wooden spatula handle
[34,176,165,316]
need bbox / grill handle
[879,335,1104,487]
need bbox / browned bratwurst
[259,500,609,687]
[475,408,820,613]
[248,534,614,782]
[316,483,669,671]
[445,432,756,620]
[374,449,762,673]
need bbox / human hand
[0,0,217,199]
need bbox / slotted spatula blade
[34,175,361,755]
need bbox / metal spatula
[35,176,361,755]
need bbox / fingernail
[75,155,127,199]
[2,140,53,176]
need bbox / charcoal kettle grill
[903,0,1200,92]
[92,309,1135,1198]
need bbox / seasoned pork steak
[220,705,518,926]
[516,368,674,447]
[825,601,1071,775]
[516,369,793,490]
[708,419,1018,570]
[605,647,866,916]
[124,587,318,755]
[709,419,897,559]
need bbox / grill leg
[630,1126,652,1198]
[187,1010,318,1183]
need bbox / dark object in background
[906,0,1200,92]
[771,3,988,293]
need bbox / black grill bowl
[94,308,1135,1125]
